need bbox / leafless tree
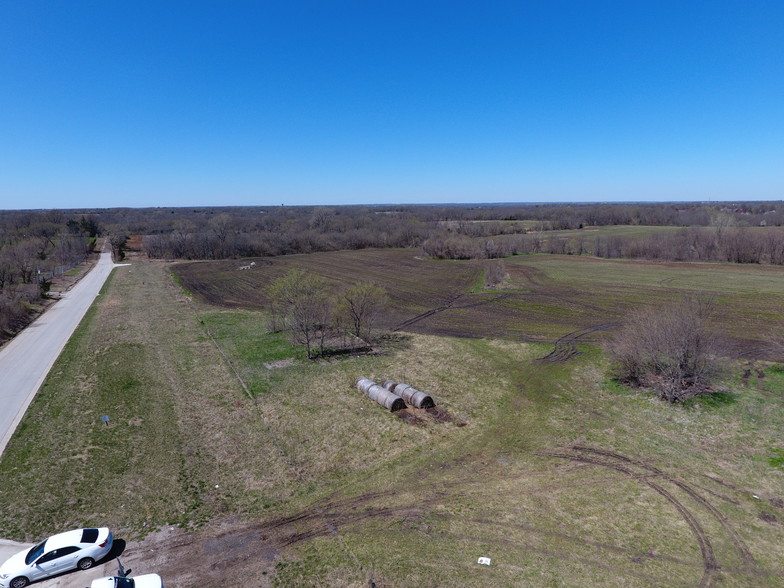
[208,213,236,258]
[335,282,389,342]
[7,241,38,284]
[605,296,722,402]
[265,269,332,358]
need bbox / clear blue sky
[1,1,783,209]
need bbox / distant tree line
[141,209,429,260]
[2,202,784,303]
[423,225,784,264]
[593,226,784,264]
[100,201,779,263]
[4,201,784,266]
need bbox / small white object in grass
[477,557,491,565]
[753,494,760,499]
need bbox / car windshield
[114,579,135,588]
[25,540,47,565]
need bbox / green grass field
[1,249,783,586]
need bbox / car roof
[45,528,108,550]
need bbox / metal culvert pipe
[356,377,376,395]
[367,384,406,411]
[382,380,397,392]
[392,382,435,409]
[356,378,405,411]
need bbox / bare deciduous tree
[265,269,332,358]
[108,232,128,261]
[606,296,722,402]
[335,282,388,342]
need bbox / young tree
[335,281,389,342]
[265,269,332,358]
[605,296,722,402]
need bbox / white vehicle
[90,573,163,588]
[90,560,163,588]
[0,528,113,588]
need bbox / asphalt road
[0,247,120,458]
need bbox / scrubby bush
[606,296,723,402]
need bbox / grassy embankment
[0,250,783,586]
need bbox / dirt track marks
[542,446,758,587]
[537,323,617,362]
[392,294,464,331]
[392,293,511,331]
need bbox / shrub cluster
[605,297,722,402]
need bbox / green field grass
[1,251,783,586]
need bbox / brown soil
[129,492,418,586]
[170,249,781,359]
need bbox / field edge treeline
[4,202,784,344]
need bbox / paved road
[0,248,120,458]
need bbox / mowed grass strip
[0,260,273,539]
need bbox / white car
[90,560,163,588]
[0,528,113,588]
[90,573,164,588]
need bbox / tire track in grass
[537,323,618,363]
[570,446,756,568]
[542,446,761,587]
[148,459,765,586]
[392,293,511,331]
[543,448,718,587]
[392,294,464,331]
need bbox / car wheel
[10,577,29,588]
[77,557,95,570]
